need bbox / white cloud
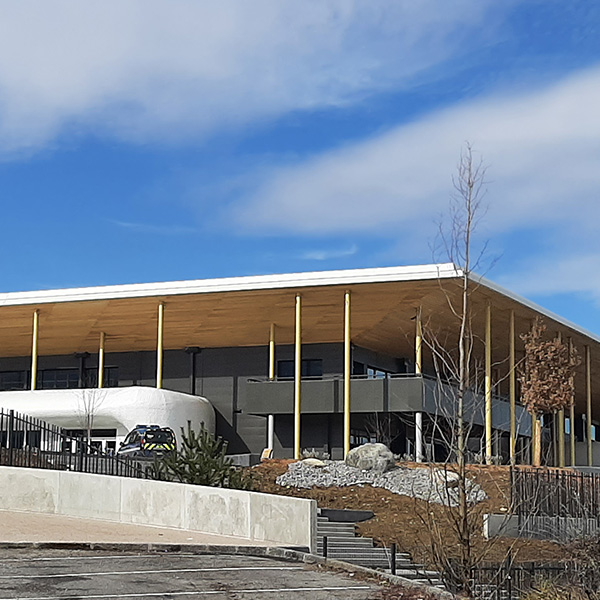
[0,0,508,154]
[112,220,196,235]
[501,253,600,304]
[234,66,600,236]
[302,244,358,261]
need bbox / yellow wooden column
[509,310,516,464]
[569,338,576,466]
[586,345,593,467]
[344,291,351,458]
[294,294,302,460]
[557,332,565,467]
[267,323,276,450]
[30,309,39,391]
[156,302,165,389]
[485,302,493,464]
[415,307,423,462]
[98,332,106,388]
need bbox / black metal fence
[472,562,575,600]
[0,409,151,479]
[510,466,600,519]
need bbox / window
[367,366,387,379]
[350,429,376,447]
[37,367,119,390]
[84,367,119,388]
[39,369,80,389]
[277,359,323,379]
[0,370,27,391]
[353,362,366,375]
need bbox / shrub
[149,425,252,490]
[522,580,588,600]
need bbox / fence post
[391,542,396,575]
[505,550,513,600]
[8,410,14,466]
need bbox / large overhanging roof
[0,263,598,411]
[0,263,459,306]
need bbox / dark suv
[117,424,176,457]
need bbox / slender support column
[586,345,593,467]
[30,310,39,391]
[344,291,351,458]
[415,307,423,462]
[267,323,276,450]
[98,332,105,388]
[75,352,89,388]
[485,302,493,464]
[557,332,565,467]
[185,347,201,395]
[569,338,576,466]
[294,295,302,460]
[156,302,165,389]
[509,310,516,465]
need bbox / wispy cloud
[301,244,358,261]
[500,253,600,305]
[233,65,600,239]
[0,1,509,155]
[112,220,197,235]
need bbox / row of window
[0,367,119,391]
[0,359,395,390]
[276,359,394,379]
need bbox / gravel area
[276,461,487,507]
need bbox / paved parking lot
[0,549,380,599]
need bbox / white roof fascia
[471,273,600,345]
[0,263,459,307]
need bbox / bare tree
[412,142,499,594]
[76,388,106,450]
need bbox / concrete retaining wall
[484,512,600,542]
[0,467,316,551]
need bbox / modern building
[0,263,597,465]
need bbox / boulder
[430,469,460,490]
[345,443,395,474]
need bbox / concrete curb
[0,542,456,599]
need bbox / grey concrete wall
[0,466,317,551]
[484,512,600,542]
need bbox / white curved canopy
[0,386,215,443]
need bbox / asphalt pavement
[0,548,380,599]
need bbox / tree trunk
[533,415,542,467]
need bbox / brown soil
[250,460,566,567]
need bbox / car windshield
[145,430,174,444]
[124,431,141,445]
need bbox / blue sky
[0,1,599,333]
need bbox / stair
[316,514,445,587]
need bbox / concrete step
[317,529,356,537]
[321,549,393,559]
[316,508,445,591]
[317,537,375,548]
[317,522,356,531]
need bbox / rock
[345,443,395,474]
[301,458,326,467]
[430,469,460,489]
[274,459,487,507]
